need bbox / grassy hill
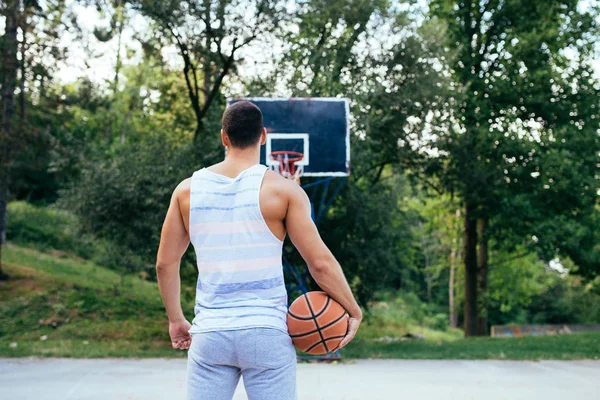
[0,243,182,357]
[1,243,599,359]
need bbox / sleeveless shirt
[188,164,288,334]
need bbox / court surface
[2,358,599,399]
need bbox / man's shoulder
[262,170,308,210]
[173,177,192,201]
[263,170,302,193]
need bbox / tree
[59,55,221,277]
[422,0,600,336]
[91,0,130,145]
[0,0,21,279]
[1,0,82,275]
[132,0,288,142]
[411,195,464,324]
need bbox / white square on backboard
[265,133,310,166]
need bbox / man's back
[176,162,291,249]
[185,163,291,333]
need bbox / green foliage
[487,252,555,315]
[487,255,600,326]
[367,292,454,334]
[58,133,216,276]
[4,0,81,204]
[426,0,600,273]
[5,201,146,274]
[132,0,289,139]
[49,54,224,276]
[6,201,79,251]
[314,174,420,306]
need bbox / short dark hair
[222,101,264,149]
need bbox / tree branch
[488,251,531,267]
[167,24,201,120]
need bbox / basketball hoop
[269,151,304,183]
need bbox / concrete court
[1,358,599,400]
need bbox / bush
[425,313,449,332]
[367,291,450,332]
[6,201,79,251]
[6,201,149,276]
[58,134,218,277]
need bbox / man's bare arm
[285,183,362,349]
[156,181,191,349]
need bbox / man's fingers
[336,329,355,350]
[172,339,191,350]
[337,333,353,350]
[335,318,360,351]
[168,320,193,350]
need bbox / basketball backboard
[226,98,350,177]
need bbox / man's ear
[221,129,230,147]
[260,128,267,145]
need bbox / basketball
[287,291,349,355]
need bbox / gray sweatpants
[187,327,297,400]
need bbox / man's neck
[225,146,260,166]
[211,146,261,177]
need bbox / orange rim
[269,151,304,176]
[269,151,304,163]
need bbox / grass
[1,243,599,360]
[342,332,600,360]
[0,243,190,358]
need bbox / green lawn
[1,243,599,360]
[342,332,600,360]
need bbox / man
[156,101,362,400]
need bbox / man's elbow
[309,258,333,277]
[156,260,173,275]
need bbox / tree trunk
[0,0,20,279]
[449,247,456,327]
[194,119,205,143]
[463,203,478,337]
[476,218,489,335]
[0,188,7,279]
[449,209,461,329]
[2,2,19,135]
[19,17,27,120]
[419,220,433,303]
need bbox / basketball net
[269,151,304,185]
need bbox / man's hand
[334,315,362,351]
[169,319,192,350]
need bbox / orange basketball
[286,291,349,355]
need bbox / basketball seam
[305,334,346,353]
[288,296,331,321]
[289,311,348,338]
[287,310,314,321]
[303,293,329,353]
[314,296,331,318]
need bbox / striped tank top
[188,163,288,334]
